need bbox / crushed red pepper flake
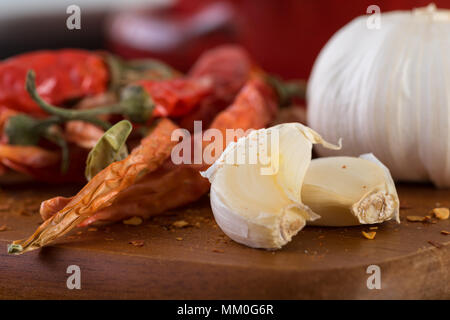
[123,216,143,226]
[129,240,144,247]
[406,215,426,222]
[432,208,449,220]
[441,230,450,235]
[172,220,189,228]
[176,237,183,241]
[362,231,376,240]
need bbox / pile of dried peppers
[3,45,306,254]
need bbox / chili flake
[362,231,376,240]
[432,208,449,220]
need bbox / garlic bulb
[303,154,400,226]
[201,123,340,249]
[307,5,450,187]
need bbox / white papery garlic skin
[302,154,400,226]
[201,123,341,249]
[307,5,450,187]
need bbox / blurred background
[2,0,449,79]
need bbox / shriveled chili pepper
[0,107,83,177]
[0,50,109,115]
[175,46,252,131]
[9,118,179,254]
[189,45,254,103]
[0,49,178,116]
[0,139,88,184]
[135,77,213,117]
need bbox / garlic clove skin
[202,123,341,249]
[302,154,400,227]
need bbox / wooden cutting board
[0,183,448,299]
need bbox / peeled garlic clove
[302,154,400,226]
[201,123,340,249]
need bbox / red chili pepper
[0,144,88,183]
[0,49,109,115]
[129,46,252,120]
[0,107,87,183]
[134,77,213,118]
[179,45,253,131]
[189,45,253,103]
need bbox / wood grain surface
[0,183,448,299]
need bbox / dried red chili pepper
[189,45,253,103]
[0,144,88,183]
[179,45,253,131]
[0,107,86,181]
[0,49,109,115]
[134,77,213,118]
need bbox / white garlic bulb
[302,153,400,226]
[201,123,340,249]
[307,5,450,187]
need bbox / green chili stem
[26,70,114,130]
[44,129,70,173]
[33,116,63,132]
[266,75,307,107]
[103,53,176,93]
[103,53,125,93]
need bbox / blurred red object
[106,0,450,79]
[106,1,237,72]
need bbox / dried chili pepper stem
[4,114,70,172]
[104,53,177,91]
[5,114,60,145]
[43,127,70,173]
[26,70,154,128]
[266,75,307,107]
